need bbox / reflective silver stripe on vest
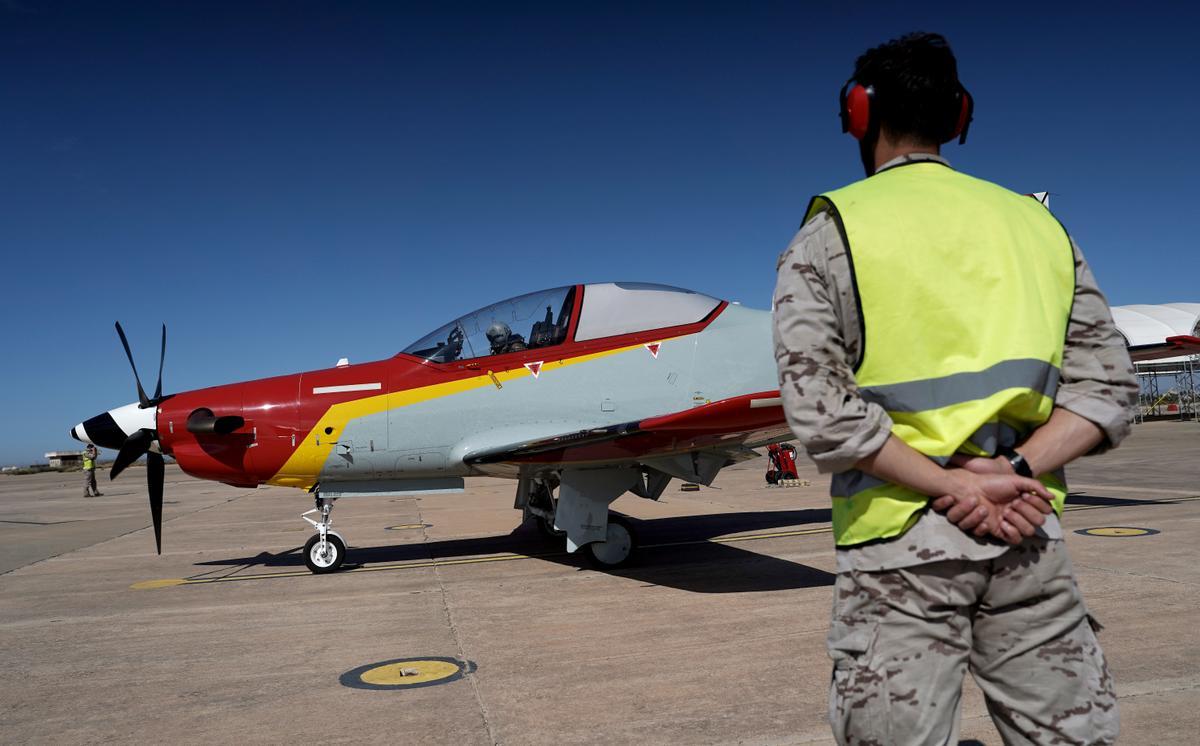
[860,359,1060,413]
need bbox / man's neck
[873,137,939,173]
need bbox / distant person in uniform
[486,322,528,355]
[773,32,1137,745]
[82,444,102,497]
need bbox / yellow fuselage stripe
[268,340,673,489]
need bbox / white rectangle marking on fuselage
[312,383,382,395]
[749,397,782,408]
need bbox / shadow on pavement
[1066,493,1172,507]
[194,508,836,594]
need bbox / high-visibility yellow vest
[805,161,1075,547]
[82,453,95,470]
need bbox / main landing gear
[584,514,635,569]
[520,473,639,569]
[302,494,346,574]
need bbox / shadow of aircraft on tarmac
[1065,492,1170,508]
[194,508,837,594]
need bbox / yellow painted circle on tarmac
[340,657,474,690]
[361,660,460,686]
[130,578,188,590]
[1075,526,1160,538]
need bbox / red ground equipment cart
[765,443,799,484]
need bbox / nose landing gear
[302,494,346,574]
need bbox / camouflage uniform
[773,153,1137,744]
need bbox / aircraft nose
[73,412,127,450]
[71,402,157,451]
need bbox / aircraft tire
[304,532,346,574]
[584,515,636,570]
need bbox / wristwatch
[996,444,1034,478]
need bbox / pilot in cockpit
[486,322,528,355]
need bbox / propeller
[110,321,169,554]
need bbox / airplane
[71,283,793,573]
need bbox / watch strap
[996,444,1034,478]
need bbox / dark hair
[853,32,961,145]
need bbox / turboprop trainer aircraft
[72,283,791,573]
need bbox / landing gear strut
[302,494,346,574]
[525,479,566,539]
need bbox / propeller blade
[110,428,154,480]
[115,322,150,407]
[147,451,164,554]
[153,324,166,401]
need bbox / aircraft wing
[463,391,789,468]
[1127,335,1200,362]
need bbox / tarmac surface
[2,420,1197,744]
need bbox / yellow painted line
[643,525,834,549]
[129,578,188,590]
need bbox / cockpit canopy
[400,283,722,363]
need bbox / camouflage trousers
[84,468,98,496]
[828,539,1118,745]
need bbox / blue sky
[2,2,1197,465]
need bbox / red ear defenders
[839,79,974,144]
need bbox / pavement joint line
[132,494,1200,589]
[421,504,498,743]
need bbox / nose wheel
[304,532,346,573]
[301,495,346,574]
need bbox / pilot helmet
[486,322,512,348]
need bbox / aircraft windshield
[401,286,577,363]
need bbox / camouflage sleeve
[1056,238,1139,451]
[772,211,892,474]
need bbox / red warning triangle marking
[524,361,543,378]
[645,342,661,358]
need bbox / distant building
[44,451,83,468]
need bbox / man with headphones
[773,32,1135,744]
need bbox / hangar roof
[1110,303,1200,347]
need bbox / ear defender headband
[839,78,974,144]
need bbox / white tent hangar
[1111,303,1200,358]
[1109,303,1200,420]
